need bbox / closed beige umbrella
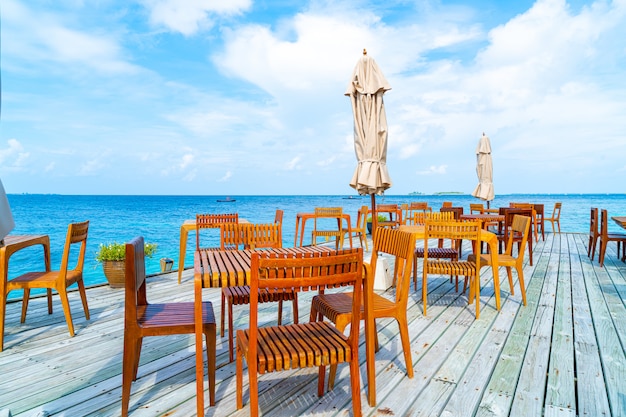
[471,133,495,206]
[345,49,391,408]
[346,49,392,235]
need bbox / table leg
[178,226,188,284]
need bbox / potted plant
[367,214,388,234]
[96,242,157,288]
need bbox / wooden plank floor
[1,232,625,416]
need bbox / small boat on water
[216,197,236,202]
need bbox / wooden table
[399,224,502,311]
[0,235,51,351]
[293,212,353,248]
[177,218,249,284]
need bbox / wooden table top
[612,216,626,229]
[194,246,334,288]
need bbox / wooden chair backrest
[248,248,363,368]
[440,206,463,220]
[371,228,415,306]
[357,205,369,229]
[247,223,282,250]
[274,209,284,225]
[505,215,531,257]
[125,236,148,320]
[589,207,598,236]
[442,201,453,208]
[59,221,90,276]
[424,220,482,268]
[600,209,610,237]
[552,203,562,220]
[469,203,484,214]
[412,211,455,225]
[196,213,238,249]
[410,202,429,210]
[377,204,402,224]
[314,207,342,218]
[220,223,251,250]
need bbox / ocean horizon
[4,193,625,297]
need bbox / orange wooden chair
[312,207,346,249]
[347,205,369,251]
[121,237,216,416]
[309,227,416,393]
[496,208,534,266]
[236,249,364,417]
[195,213,238,250]
[469,203,485,214]
[468,215,531,306]
[544,202,562,233]
[588,207,600,260]
[441,201,453,208]
[376,203,402,229]
[412,211,459,291]
[273,209,284,243]
[598,209,626,267]
[422,220,489,318]
[222,223,298,362]
[3,221,90,345]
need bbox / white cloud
[285,156,301,171]
[0,139,29,170]
[417,165,448,175]
[218,171,233,182]
[142,0,252,35]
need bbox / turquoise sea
[4,194,626,297]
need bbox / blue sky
[1,0,625,195]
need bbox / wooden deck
[1,232,625,416]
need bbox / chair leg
[220,290,226,338]
[47,288,53,314]
[422,271,428,316]
[77,279,90,320]
[599,239,607,267]
[397,316,413,378]
[349,356,363,417]
[515,265,527,306]
[236,344,244,409]
[204,327,217,406]
[57,287,76,337]
[228,297,235,363]
[0,295,6,352]
[121,334,140,417]
[318,365,326,397]
[328,321,349,391]
[292,296,299,324]
[506,266,514,295]
[20,289,31,323]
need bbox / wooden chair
[222,223,297,362]
[407,202,432,224]
[422,220,488,318]
[469,203,485,214]
[347,205,369,251]
[412,211,458,291]
[121,237,216,416]
[468,215,531,306]
[376,203,402,229]
[401,203,410,225]
[545,202,562,233]
[588,208,600,260]
[195,213,238,250]
[441,201,453,208]
[236,248,364,417]
[312,207,346,249]
[497,208,534,266]
[510,203,538,242]
[310,228,416,392]
[598,209,626,267]
[4,221,90,342]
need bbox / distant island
[408,191,424,195]
[434,192,465,195]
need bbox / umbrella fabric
[345,54,392,196]
[0,178,15,242]
[471,133,495,202]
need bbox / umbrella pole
[365,192,377,406]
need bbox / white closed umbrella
[346,49,392,235]
[471,133,495,207]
